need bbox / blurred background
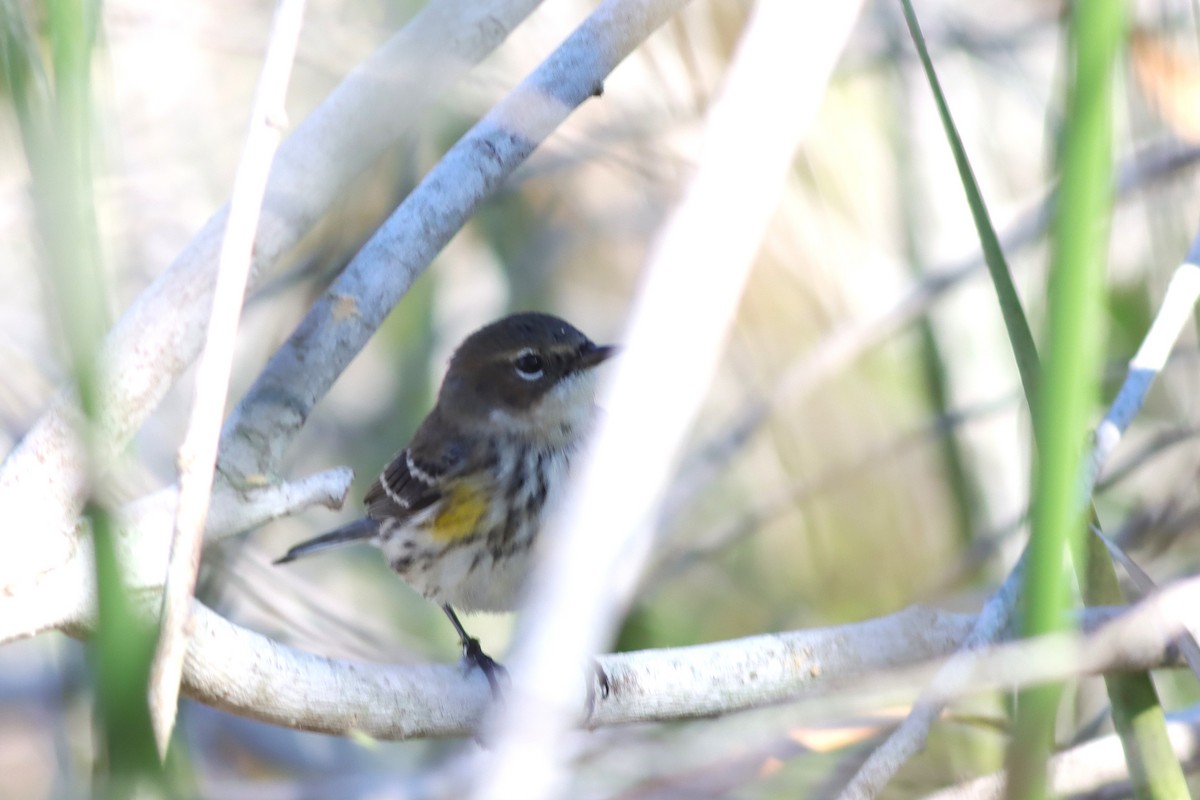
[3,0,1200,796]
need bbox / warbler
[275,312,615,691]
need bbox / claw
[462,636,508,698]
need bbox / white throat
[487,369,600,446]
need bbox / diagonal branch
[148,0,308,756]
[0,0,545,587]
[474,3,865,799]
[216,0,687,483]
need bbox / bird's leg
[442,604,508,696]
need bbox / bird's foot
[461,636,509,698]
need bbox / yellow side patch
[431,483,488,541]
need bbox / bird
[274,312,616,693]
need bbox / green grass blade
[898,0,1039,410]
[900,1,1186,797]
[7,0,167,792]
[1006,2,1126,793]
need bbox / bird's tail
[273,518,379,565]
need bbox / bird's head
[437,312,616,442]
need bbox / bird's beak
[578,342,618,370]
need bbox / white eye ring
[513,348,545,381]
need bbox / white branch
[177,606,978,738]
[9,492,1196,749]
[215,0,684,481]
[1091,254,1200,482]
[149,0,308,755]
[0,468,352,644]
[0,0,545,589]
[474,3,865,798]
[151,589,1196,740]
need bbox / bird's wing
[362,422,469,523]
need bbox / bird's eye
[513,350,545,381]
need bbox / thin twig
[1091,256,1200,482]
[146,0,308,756]
[1096,424,1200,491]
